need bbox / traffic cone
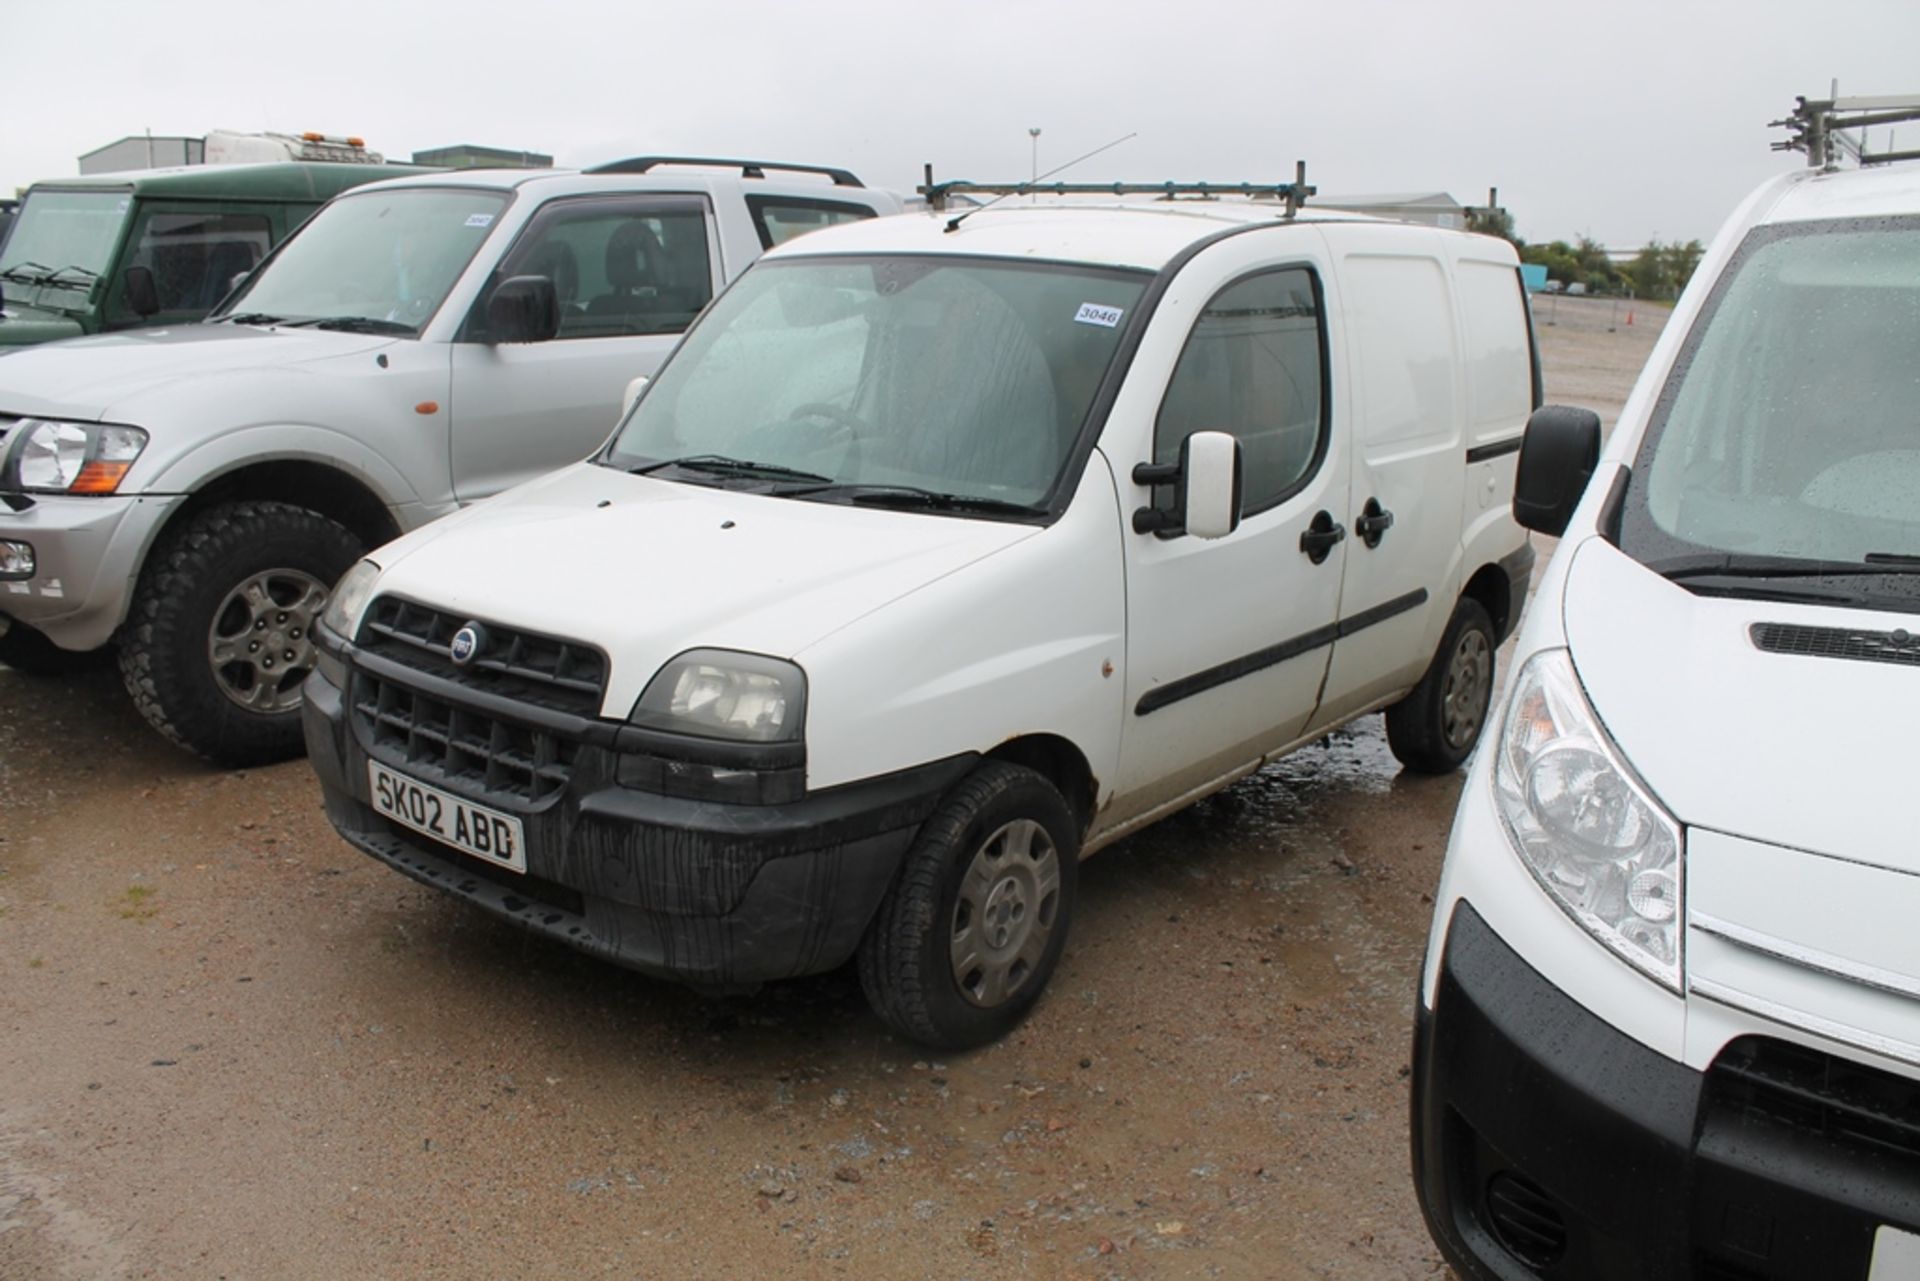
[1626,309,1634,326]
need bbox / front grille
[1483,1170,1568,1269]
[1751,622,1920,670]
[352,669,578,806]
[1709,1036,1920,1161]
[356,596,608,717]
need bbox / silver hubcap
[207,570,330,714]
[950,818,1061,1009]
[1440,627,1493,750]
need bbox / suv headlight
[9,419,149,494]
[629,649,805,743]
[1493,649,1684,991]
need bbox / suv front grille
[352,669,578,806]
[1708,1036,1920,1160]
[356,596,608,717]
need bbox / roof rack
[1772,94,1920,170]
[919,161,1316,219]
[581,156,864,187]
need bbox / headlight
[320,560,381,642]
[629,649,806,742]
[10,419,149,494]
[1493,649,1684,991]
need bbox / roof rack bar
[919,161,1315,218]
[1772,94,1920,170]
[582,156,864,187]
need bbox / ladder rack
[919,161,1315,218]
[1772,94,1920,170]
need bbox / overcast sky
[8,0,1919,247]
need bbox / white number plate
[368,761,526,873]
[1873,1225,1920,1281]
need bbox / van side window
[1153,267,1327,518]
[745,196,878,250]
[111,207,272,324]
[481,196,715,340]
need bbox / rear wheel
[1385,597,1497,774]
[119,501,362,767]
[858,762,1078,1050]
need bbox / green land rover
[0,162,413,348]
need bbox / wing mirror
[621,374,651,420]
[123,266,161,319]
[486,275,560,344]
[1513,405,1603,536]
[1132,430,1244,540]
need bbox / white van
[1414,98,1920,1277]
[299,181,1540,1048]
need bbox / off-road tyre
[119,501,362,767]
[0,620,113,677]
[858,761,1078,1050]
[1385,596,1497,775]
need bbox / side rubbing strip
[1135,588,1429,716]
[1466,438,1523,464]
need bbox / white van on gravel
[1413,95,1920,1279]
[301,175,1542,1048]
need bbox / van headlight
[1493,649,1683,992]
[9,419,149,494]
[319,560,381,643]
[628,649,806,743]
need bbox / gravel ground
[0,296,1668,1280]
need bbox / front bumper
[1414,902,1920,1280]
[0,492,178,650]
[303,657,974,988]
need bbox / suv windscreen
[217,187,507,333]
[603,255,1149,511]
[0,190,128,306]
[1618,216,1920,608]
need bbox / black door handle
[1355,497,1394,549]
[1299,510,1346,564]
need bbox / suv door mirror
[123,266,161,319]
[485,275,560,344]
[1513,405,1603,536]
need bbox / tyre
[1386,597,1497,775]
[0,620,113,677]
[858,762,1079,1050]
[119,501,363,767]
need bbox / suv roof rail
[582,156,864,187]
[918,161,1315,219]
[1772,93,1920,170]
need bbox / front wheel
[858,762,1078,1050]
[1385,597,1497,774]
[119,501,363,767]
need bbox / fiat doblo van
[302,179,1541,1048]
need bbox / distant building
[1314,191,1468,230]
[410,144,553,170]
[80,135,205,174]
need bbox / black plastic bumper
[303,665,974,987]
[1413,901,1920,1280]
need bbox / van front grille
[1708,1036,1920,1161]
[351,669,577,806]
[356,596,608,717]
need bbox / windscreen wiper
[628,454,834,484]
[780,482,1039,517]
[1655,553,1920,580]
[219,312,290,326]
[0,263,54,286]
[291,316,416,335]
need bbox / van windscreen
[604,255,1150,513]
[1618,216,1920,608]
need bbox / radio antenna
[940,132,1140,232]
